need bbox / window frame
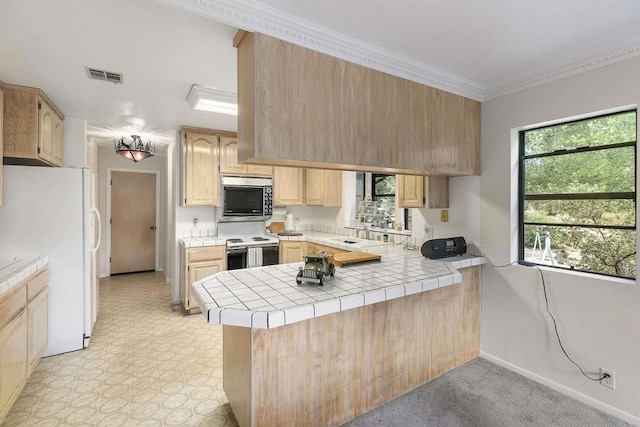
[371,174,411,230]
[518,109,637,279]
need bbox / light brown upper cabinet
[273,166,304,206]
[182,127,224,207]
[397,175,449,209]
[304,169,342,207]
[3,84,64,167]
[235,31,480,176]
[219,136,273,176]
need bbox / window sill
[524,263,636,286]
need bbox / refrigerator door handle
[91,207,101,252]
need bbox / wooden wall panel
[223,266,480,426]
[237,32,480,176]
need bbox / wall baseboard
[480,352,640,425]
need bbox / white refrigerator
[0,165,101,356]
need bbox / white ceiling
[2,0,639,146]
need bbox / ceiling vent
[85,67,123,84]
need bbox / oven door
[262,245,280,266]
[227,247,248,270]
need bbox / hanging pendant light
[114,135,155,162]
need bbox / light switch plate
[440,210,449,222]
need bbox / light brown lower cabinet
[27,287,48,376]
[181,244,226,311]
[279,241,306,264]
[0,268,48,425]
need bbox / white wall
[97,146,167,279]
[480,56,640,423]
[62,116,87,168]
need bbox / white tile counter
[180,236,227,248]
[191,232,484,329]
[0,256,49,298]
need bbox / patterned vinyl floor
[3,271,239,427]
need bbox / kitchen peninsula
[192,232,484,426]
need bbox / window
[371,174,411,229]
[519,110,636,279]
[354,173,411,230]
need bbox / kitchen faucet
[357,224,371,240]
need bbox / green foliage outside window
[520,110,637,279]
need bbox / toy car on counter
[296,252,335,286]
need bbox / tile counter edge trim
[192,262,483,329]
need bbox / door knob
[150,226,156,230]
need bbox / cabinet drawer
[0,287,27,329]
[187,246,226,262]
[27,270,48,301]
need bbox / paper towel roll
[285,213,294,231]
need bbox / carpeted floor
[344,358,631,427]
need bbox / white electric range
[218,222,280,269]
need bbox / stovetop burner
[252,237,269,241]
[226,238,243,243]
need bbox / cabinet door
[27,289,48,376]
[37,98,57,165]
[183,132,219,206]
[279,242,305,263]
[304,169,324,205]
[0,311,27,421]
[274,167,304,206]
[187,260,224,310]
[219,136,246,175]
[397,175,424,208]
[322,170,343,207]
[52,115,64,166]
[246,164,273,176]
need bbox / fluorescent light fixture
[186,84,238,115]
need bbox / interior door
[110,171,156,274]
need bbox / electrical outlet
[600,368,615,390]
[440,210,449,222]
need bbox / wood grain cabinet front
[0,268,48,425]
[279,241,305,264]
[273,167,304,206]
[3,84,64,167]
[181,244,226,311]
[304,169,342,207]
[220,136,272,176]
[182,127,222,207]
[275,167,343,207]
[235,31,480,176]
[397,175,449,209]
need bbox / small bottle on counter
[383,233,389,243]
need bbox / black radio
[421,237,467,259]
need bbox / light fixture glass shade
[115,135,155,162]
[186,85,238,115]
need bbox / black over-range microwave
[220,176,273,221]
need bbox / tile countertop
[181,237,227,248]
[0,256,49,298]
[191,232,485,329]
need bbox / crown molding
[156,0,487,101]
[485,43,640,100]
[158,0,640,103]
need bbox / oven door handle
[227,247,248,254]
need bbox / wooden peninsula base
[223,266,479,426]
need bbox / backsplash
[179,222,480,256]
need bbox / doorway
[109,170,158,275]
